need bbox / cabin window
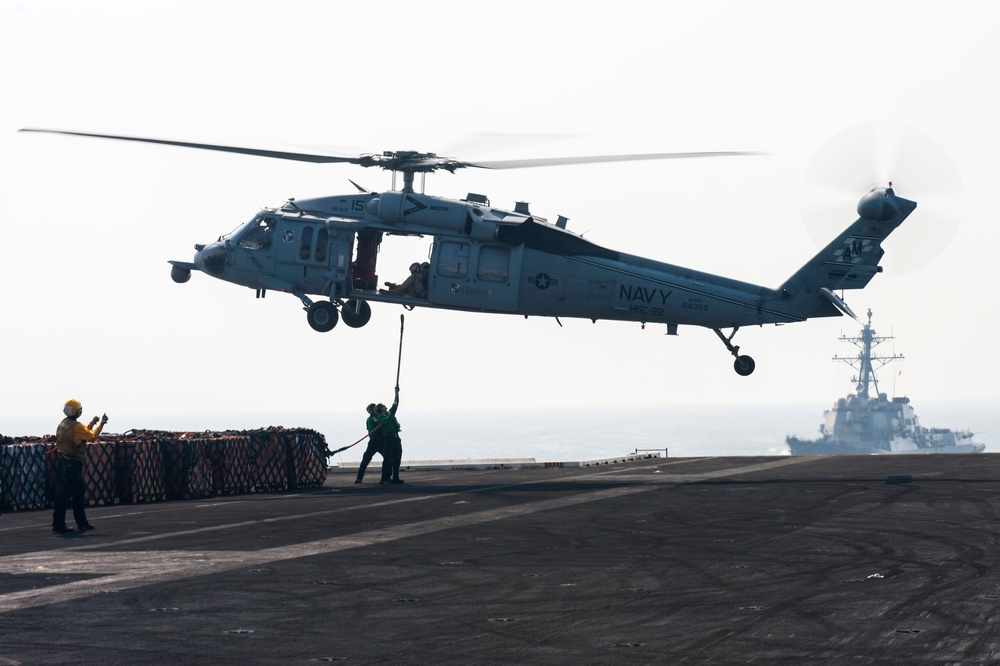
[237,216,275,251]
[315,228,329,262]
[437,241,469,278]
[477,245,510,283]
[300,226,314,260]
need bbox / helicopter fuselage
[170,185,914,375]
[178,191,801,327]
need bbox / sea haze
[5,402,995,463]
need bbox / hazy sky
[2,0,998,434]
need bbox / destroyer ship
[787,310,983,455]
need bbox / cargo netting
[0,427,328,511]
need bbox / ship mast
[832,309,904,398]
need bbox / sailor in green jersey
[378,387,404,484]
[356,403,384,484]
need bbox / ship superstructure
[787,311,983,455]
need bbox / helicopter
[20,129,917,376]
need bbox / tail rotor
[801,122,963,275]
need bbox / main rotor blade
[19,129,765,175]
[464,151,765,170]
[18,129,362,164]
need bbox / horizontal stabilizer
[819,288,858,320]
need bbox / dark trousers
[380,436,402,482]
[53,458,88,529]
[356,439,383,481]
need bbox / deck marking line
[0,457,811,613]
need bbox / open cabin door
[428,239,522,312]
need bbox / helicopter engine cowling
[373,192,492,235]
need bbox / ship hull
[787,436,985,456]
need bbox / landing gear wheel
[733,355,756,376]
[341,299,372,328]
[307,301,339,332]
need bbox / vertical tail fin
[775,186,917,319]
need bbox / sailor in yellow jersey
[52,398,108,534]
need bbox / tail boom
[769,185,916,321]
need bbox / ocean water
[315,401,999,463]
[6,402,996,463]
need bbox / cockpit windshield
[236,215,276,251]
[218,224,241,242]
[218,214,259,242]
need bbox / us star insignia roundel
[529,273,558,290]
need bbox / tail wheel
[307,301,339,332]
[734,355,756,376]
[341,300,372,328]
[714,328,755,377]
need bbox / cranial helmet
[409,262,420,273]
[63,398,82,417]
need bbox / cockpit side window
[238,216,276,251]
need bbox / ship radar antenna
[832,309,904,398]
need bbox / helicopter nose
[195,241,227,277]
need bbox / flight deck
[2,454,999,664]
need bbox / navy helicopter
[20,129,916,375]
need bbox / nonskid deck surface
[3,454,1000,665]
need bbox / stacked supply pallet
[118,433,167,504]
[247,429,289,492]
[0,427,329,512]
[288,429,327,488]
[0,439,50,511]
[160,435,213,500]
